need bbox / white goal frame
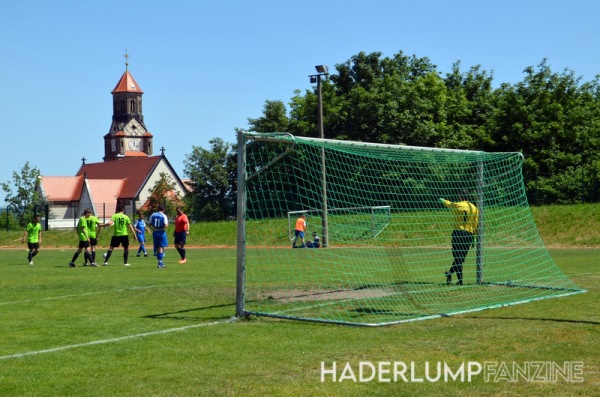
[287,205,392,243]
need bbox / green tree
[184,138,237,221]
[441,62,495,149]
[247,100,290,132]
[327,51,442,144]
[487,59,600,203]
[0,208,19,231]
[145,172,181,219]
[1,162,44,227]
[248,50,600,204]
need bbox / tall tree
[184,138,236,221]
[247,100,290,132]
[248,51,600,204]
[488,59,600,203]
[145,172,181,219]
[441,62,495,149]
[1,162,44,227]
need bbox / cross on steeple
[160,146,166,156]
[81,157,86,165]
[124,49,129,71]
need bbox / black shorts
[451,230,474,253]
[78,241,91,249]
[110,235,130,248]
[173,231,187,245]
[89,238,98,247]
[27,242,40,250]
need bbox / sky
[1,0,599,203]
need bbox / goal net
[235,132,586,326]
[287,206,391,243]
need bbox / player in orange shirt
[292,214,307,248]
[174,206,190,264]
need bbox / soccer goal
[235,132,586,326]
[287,206,391,243]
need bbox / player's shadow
[144,302,235,321]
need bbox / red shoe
[178,258,187,264]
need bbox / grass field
[1,245,598,396]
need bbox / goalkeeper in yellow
[439,191,479,285]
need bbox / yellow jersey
[441,200,479,234]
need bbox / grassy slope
[530,203,600,247]
[1,203,598,248]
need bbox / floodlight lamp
[315,65,328,74]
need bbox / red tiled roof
[77,156,162,198]
[40,176,84,201]
[86,179,126,219]
[124,151,149,157]
[111,71,143,94]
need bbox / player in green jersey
[101,204,137,267]
[68,209,94,268]
[84,210,101,266]
[22,215,42,265]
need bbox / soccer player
[306,231,321,248]
[101,204,137,267]
[22,215,42,265]
[173,206,189,264]
[439,191,479,285]
[134,211,150,257]
[84,209,101,266]
[291,214,307,248]
[149,205,169,269]
[69,209,94,267]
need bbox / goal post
[236,131,586,326]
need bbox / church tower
[103,52,153,160]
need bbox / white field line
[0,282,198,306]
[0,318,234,360]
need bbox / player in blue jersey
[306,231,321,248]
[134,211,151,257]
[149,205,169,268]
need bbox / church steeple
[103,51,153,161]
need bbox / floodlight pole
[310,65,329,247]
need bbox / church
[37,60,187,228]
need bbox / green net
[237,132,586,326]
